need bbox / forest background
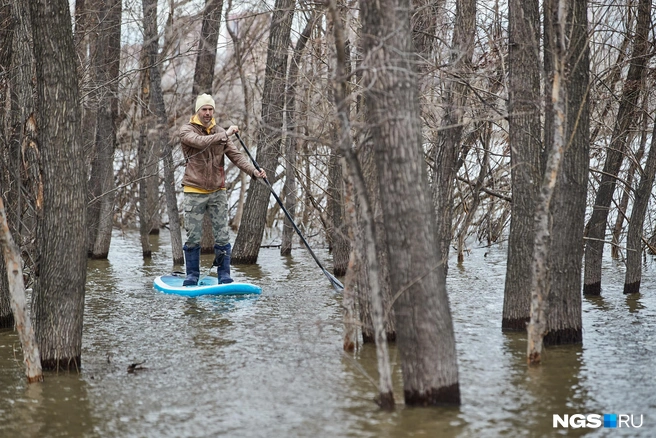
[1,0,655,407]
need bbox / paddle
[234,132,344,292]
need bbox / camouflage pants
[183,190,229,247]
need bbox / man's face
[198,105,214,126]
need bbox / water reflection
[0,356,94,437]
[625,294,645,313]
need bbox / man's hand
[253,169,267,179]
[225,125,239,136]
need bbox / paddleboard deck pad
[154,275,261,297]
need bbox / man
[179,93,266,286]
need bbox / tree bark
[281,10,316,256]
[142,0,184,265]
[352,14,395,345]
[328,0,394,408]
[543,0,589,347]
[29,0,87,371]
[360,0,460,405]
[623,119,656,294]
[431,0,476,275]
[527,0,567,364]
[138,67,154,258]
[192,0,224,97]
[233,0,294,264]
[583,0,651,296]
[610,128,643,259]
[89,0,121,259]
[0,0,14,328]
[502,0,541,331]
[225,0,254,233]
[328,6,351,276]
[0,198,43,382]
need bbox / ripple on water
[1,233,656,437]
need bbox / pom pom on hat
[195,93,215,112]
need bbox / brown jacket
[179,121,257,191]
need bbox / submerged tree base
[362,331,396,344]
[501,317,529,331]
[375,391,395,410]
[41,356,81,372]
[543,328,582,346]
[231,255,258,265]
[404,383,461,406]
[623,281,640,295]
[583,282,601,296]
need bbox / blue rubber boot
[183,244,200,286]
[214,243,234,284]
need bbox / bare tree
[233,0,294,263]
[88,0,122,259]
[583,0,651,296]
[527,0,590,362]
[624,118,656,294]
[0,0,14,328]
[29,0,87,370]
[281,9,318,256]
[527,0,568,365]
[502,0,541,331]
[328,0,394,408]
[542,0,589,346]
[360,0,460,405]
[0,197,42,382]
[431,0,476,273]
[137,66,155,258]
[328,3,351,276]
[142,0,184,265]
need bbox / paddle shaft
[234,133,344,291]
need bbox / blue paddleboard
[153,275,262,297]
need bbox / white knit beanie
[195,93,215,112]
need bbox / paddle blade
[322,268,344,292]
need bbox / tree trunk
[502,0,541,331]
[281,11,316,256]
[0,0,13,328]
[142,0,184,265]
[328,7,351,276]
[329,147,350,276]
[233,0,294,264]
[610,128,643,259]
[328,0,394,408]
[29,0,87,371]
[623,119,656,294]
[410,0,445,65]
[89,0,121,259]
[527,0,573,363]
[583,0,651,296]
[352,18,395,345]
[192,0,223,97]
[355,136,396,343]
[138,67,153,258]
[431,0,476,275]
[360,0,460,405]
[0,198,43,382]
[543,0,589,347]
[226,0,253,233]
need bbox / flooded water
[1,230,655,437]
